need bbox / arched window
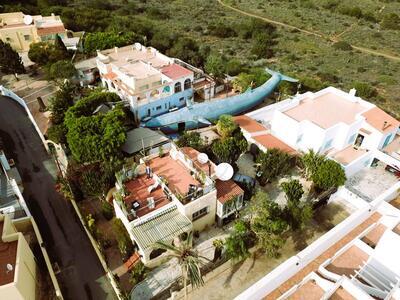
[111,82,116,89]
[184,79,192,90]
[174,82,182,93]
[149,248,167,260]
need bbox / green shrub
[102,201,114,220]
[381,13,400,30]
[353,82,378,99]
[332,41,352,51]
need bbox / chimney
[349,88,356,97]
[114,47,118,54]
[383,121,389,130]
[96,50,101,56]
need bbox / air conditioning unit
[147,197,155,209]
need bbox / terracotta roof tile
[234,115,267,133]
[216,179,243,204]
[161,64,193,80]
[362,107,400,134]
[254,134,297,155]
[37,25,65,36]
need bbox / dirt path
[217,0,400,62]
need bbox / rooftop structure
[283,92,367,129]
[242,86,400,178]
[237,199,400,300]
[0,12,66,52]
[0,150,28,219]
[121,127,170,156]
[0,214,61,300]
[97,43,195,122]
[113,144,244,264]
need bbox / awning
[131,206,192,251]
[122,128,169,155]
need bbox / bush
[353,82,378,99]
[45,60,76,82]
[112,218,135,260]
[130,261,147,285]
[83,31,137,54]
[225,59,244,76]
[102,201,114,220]
[381,13,400,30]
[332,41,352,51]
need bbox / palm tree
[154,232,208,299]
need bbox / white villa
[234,86,400,300]
[236,87,400,178]
[96,43,216,122]
[112,144,244,265]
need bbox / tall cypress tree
[0,41,25,77]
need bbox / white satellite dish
[215,163,234,181]
[6,264,13,273]
[197,153,208,164]
[23,15,33,25]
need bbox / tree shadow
[223,259,246,287]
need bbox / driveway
[0,96,116,300]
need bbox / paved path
[217,0,400,62]
[0,96,117,300]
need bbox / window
[23,35,30,41]
[156,106,162,110]
[296,134,303,144]
[348,134,356,144]
[184,78,192,90]
[174,82,182,93]
[165,103,167,109]
[324,139,333,150]
[6,37,11,42]
[192,206,209,221]
[382,134,392,148]
[179,97,185,102]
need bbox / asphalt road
[0,96,116,300]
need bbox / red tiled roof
[216,179,244,204]
[124,175,169,218]
[0,221,17,286]
[362,107,400,134]
[254,134,297,155]
[234,115,267,133]
[37,25,65,36]
[103,72,117,80]
[181,147,215,175]
[161,64,193,80]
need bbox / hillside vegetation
[2,0,400,116]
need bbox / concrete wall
[0,215,36,300]
[183,189,217,231]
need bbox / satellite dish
[197,153,208,164]
[6,264,13,273]
[23,15,33,25]
[215,163,234,181]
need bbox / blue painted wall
[136,88,193,120]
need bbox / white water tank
[215,163,234,181]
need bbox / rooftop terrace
[264,212,381,299]
[0,221,17,286]
[149,155,200,197]
[330,146,368,166]
[124,175,170,219]
[283,91,367,129]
